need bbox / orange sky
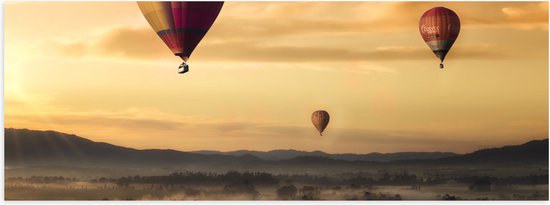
[4,2,549,154]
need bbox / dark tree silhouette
[277,185,298,200]
[223,179,259,198]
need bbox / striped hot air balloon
[137,2,224,74]
[419,7,460,69]
[311,110,330,136]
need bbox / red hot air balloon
[419,7,460,69]
[138,2,224,74]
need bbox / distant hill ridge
[5,128,548,171]
[192,149,458,162]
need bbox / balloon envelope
[311,110,330,136]
[419,7,460,68]
[137,1,224,61]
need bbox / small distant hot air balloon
[419,7,460,69]
[311,110,330,136]
[138,1,224,74]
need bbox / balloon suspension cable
[440,63,444,69]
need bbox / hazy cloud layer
[216,2,548,37]
[381,2,547,26]
[53,27,170,60]
[53,26,518,63]
[49,2,547,63]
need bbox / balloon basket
[178,62,189,74]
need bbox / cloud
[53,26,512,63]
[193,121,260,133]
[6,113,185,132]
[6,105,280,137]
[52,27,171,60]
[51,115,184,130]
[200,42,514,62]
[383,2,548,27]
[95,27,171,59]
[55,41,88,58]
[209,17,373,41]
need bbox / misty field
[5,171,548,200]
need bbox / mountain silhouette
[5,128,548,176]
[426,138,548,165]
[5,128,264,168]
[192,149,458,162]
